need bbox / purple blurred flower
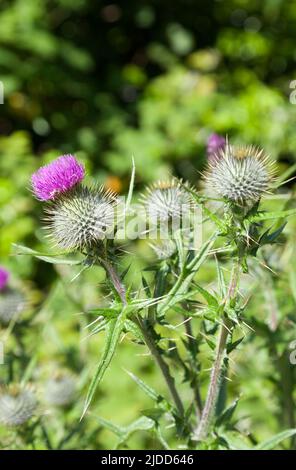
[0,267,9,291]
[31,155,85,201]
[207,133,226,164]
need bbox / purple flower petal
[31,155,85,201]
[0,267,9,291]
[207,133,226,164]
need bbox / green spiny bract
[0,385,37,427]
[204,144,276,204]
[44,185,118,251]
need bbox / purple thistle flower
[0,267,9,291]
[31,155,85,201]
[207,133,226,164]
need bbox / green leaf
[216,398,239,427]
[157,233,218,315]
[227,336,244,354]
[142,274,152,298]
[94,415,155,445]
[95,416,125,438]
[124,319,145,342]
[12,243,82,265]
[248,208,296,223]
[87,306,122,317]
[82,307,127,418]
[259,223,286,246]
[254,429,296,450]
[126,157,136,213]
[90,318,109,336]
[289,269,296,304]
[125,369,170,409]
[194,284,218,308]
[125,416,155,435]
[154,263,169,300]
[182,185,227,232]
[216,258,226,298]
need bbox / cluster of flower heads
[31,141,276,253]
[0,385,37,427]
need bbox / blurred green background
[0,0,296,449]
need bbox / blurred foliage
[0,0,296,450]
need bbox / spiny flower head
[31,154,85,201]
[43,373,76,407]
[0,288,26,325]
[0,385,37,427]
[44,185,118,251]
[0,267,9,291]
[204,144,276,204]
[142,179,192,222]
[207,133,226,164]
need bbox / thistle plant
[17,142,296,450]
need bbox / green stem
[136,316,185,417]
[193,260,240,441]
[182,309,202,417]
[101,257,185,417]
[158,233,218,316]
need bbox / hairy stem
[183,311,203,417]
[136,316,185,417]
[101,259,127,306]
[194,260,240,441]
[101,257,185,417]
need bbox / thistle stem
[101,258,185,417]
[136,316,185,418]
[193,260,240,441]
[101,259,127,306]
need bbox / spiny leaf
[216,258,227,298]
[248,208,296,223]
[94,415,155,445]
[254,429,296,450]
[90,318,109,336]
[157,233,218,315]
[259,223,287,246]
[126,156,136,213]
[95,416,125,438]
[125,416,155,435]
[227,336,244,354]
[87,306,122,317]
[82,307,127,418]
[194,284,219,308]
[124,319,145,342]
[12,243,82,265]
[182,185,227,232]
[124,369,170,409]
[216,398,240,427]
[142,274,152,298]
[289,269,296,304]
